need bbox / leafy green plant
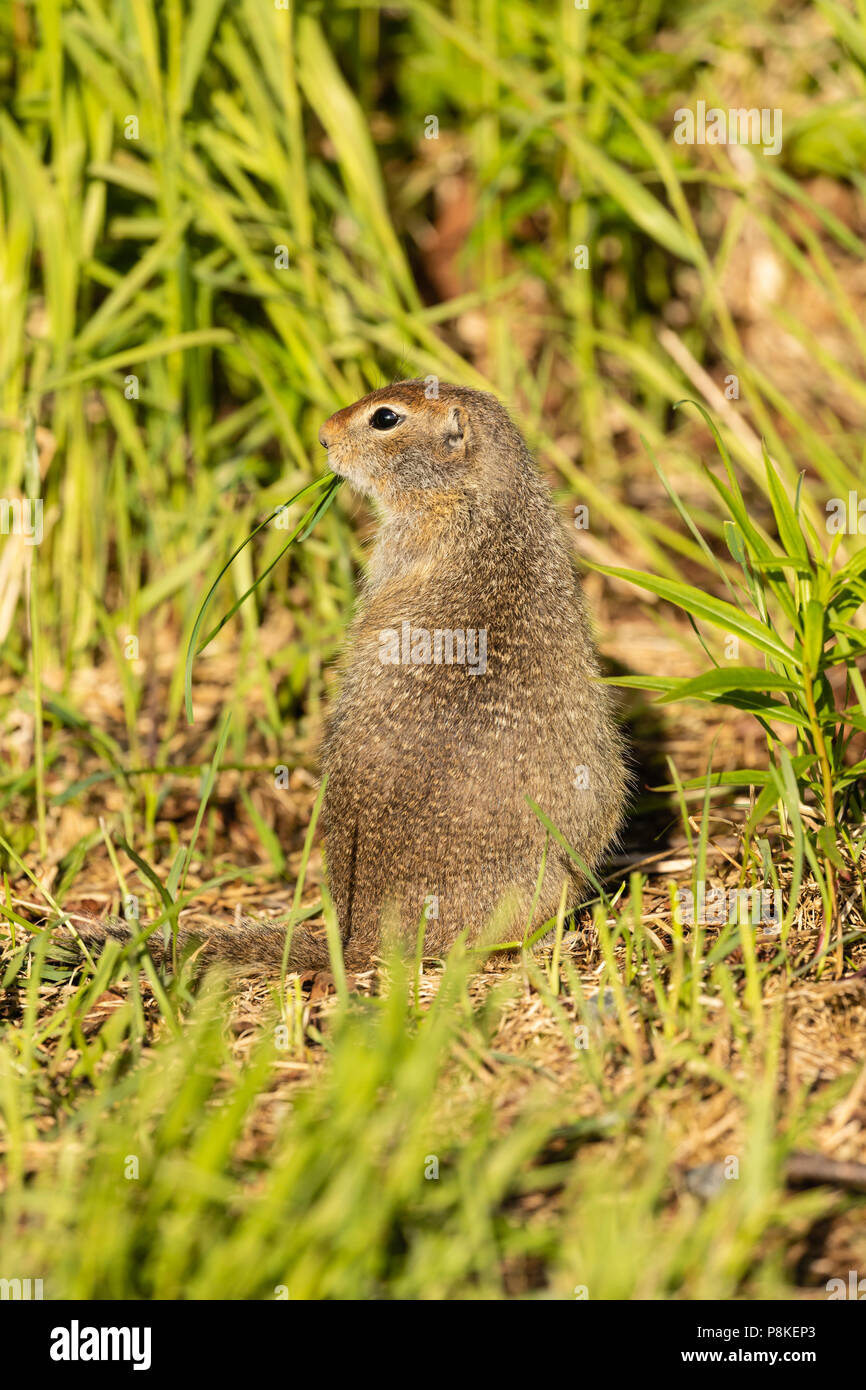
[594,403,866,970]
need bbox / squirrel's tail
[64,913,334,974]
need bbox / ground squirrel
[69,380,627,973]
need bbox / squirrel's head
[318,380,522,511]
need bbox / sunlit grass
[0,0,864,1300]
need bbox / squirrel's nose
[318,427,330,448]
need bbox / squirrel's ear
[445,403,469,452]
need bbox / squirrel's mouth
[323,450,376,497]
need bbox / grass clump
[0,928,848,1300]
[597,403,866,974]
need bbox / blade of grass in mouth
[184,473,343,724]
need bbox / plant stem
[802,664,841,976]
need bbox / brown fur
[68,913,332,973]
[67,380,628,975]
[319,380,628,967]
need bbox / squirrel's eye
[370,407,401,430]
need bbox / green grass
[1,0,864,1300]
[597,404,866,970]
[0,926,843,1300]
